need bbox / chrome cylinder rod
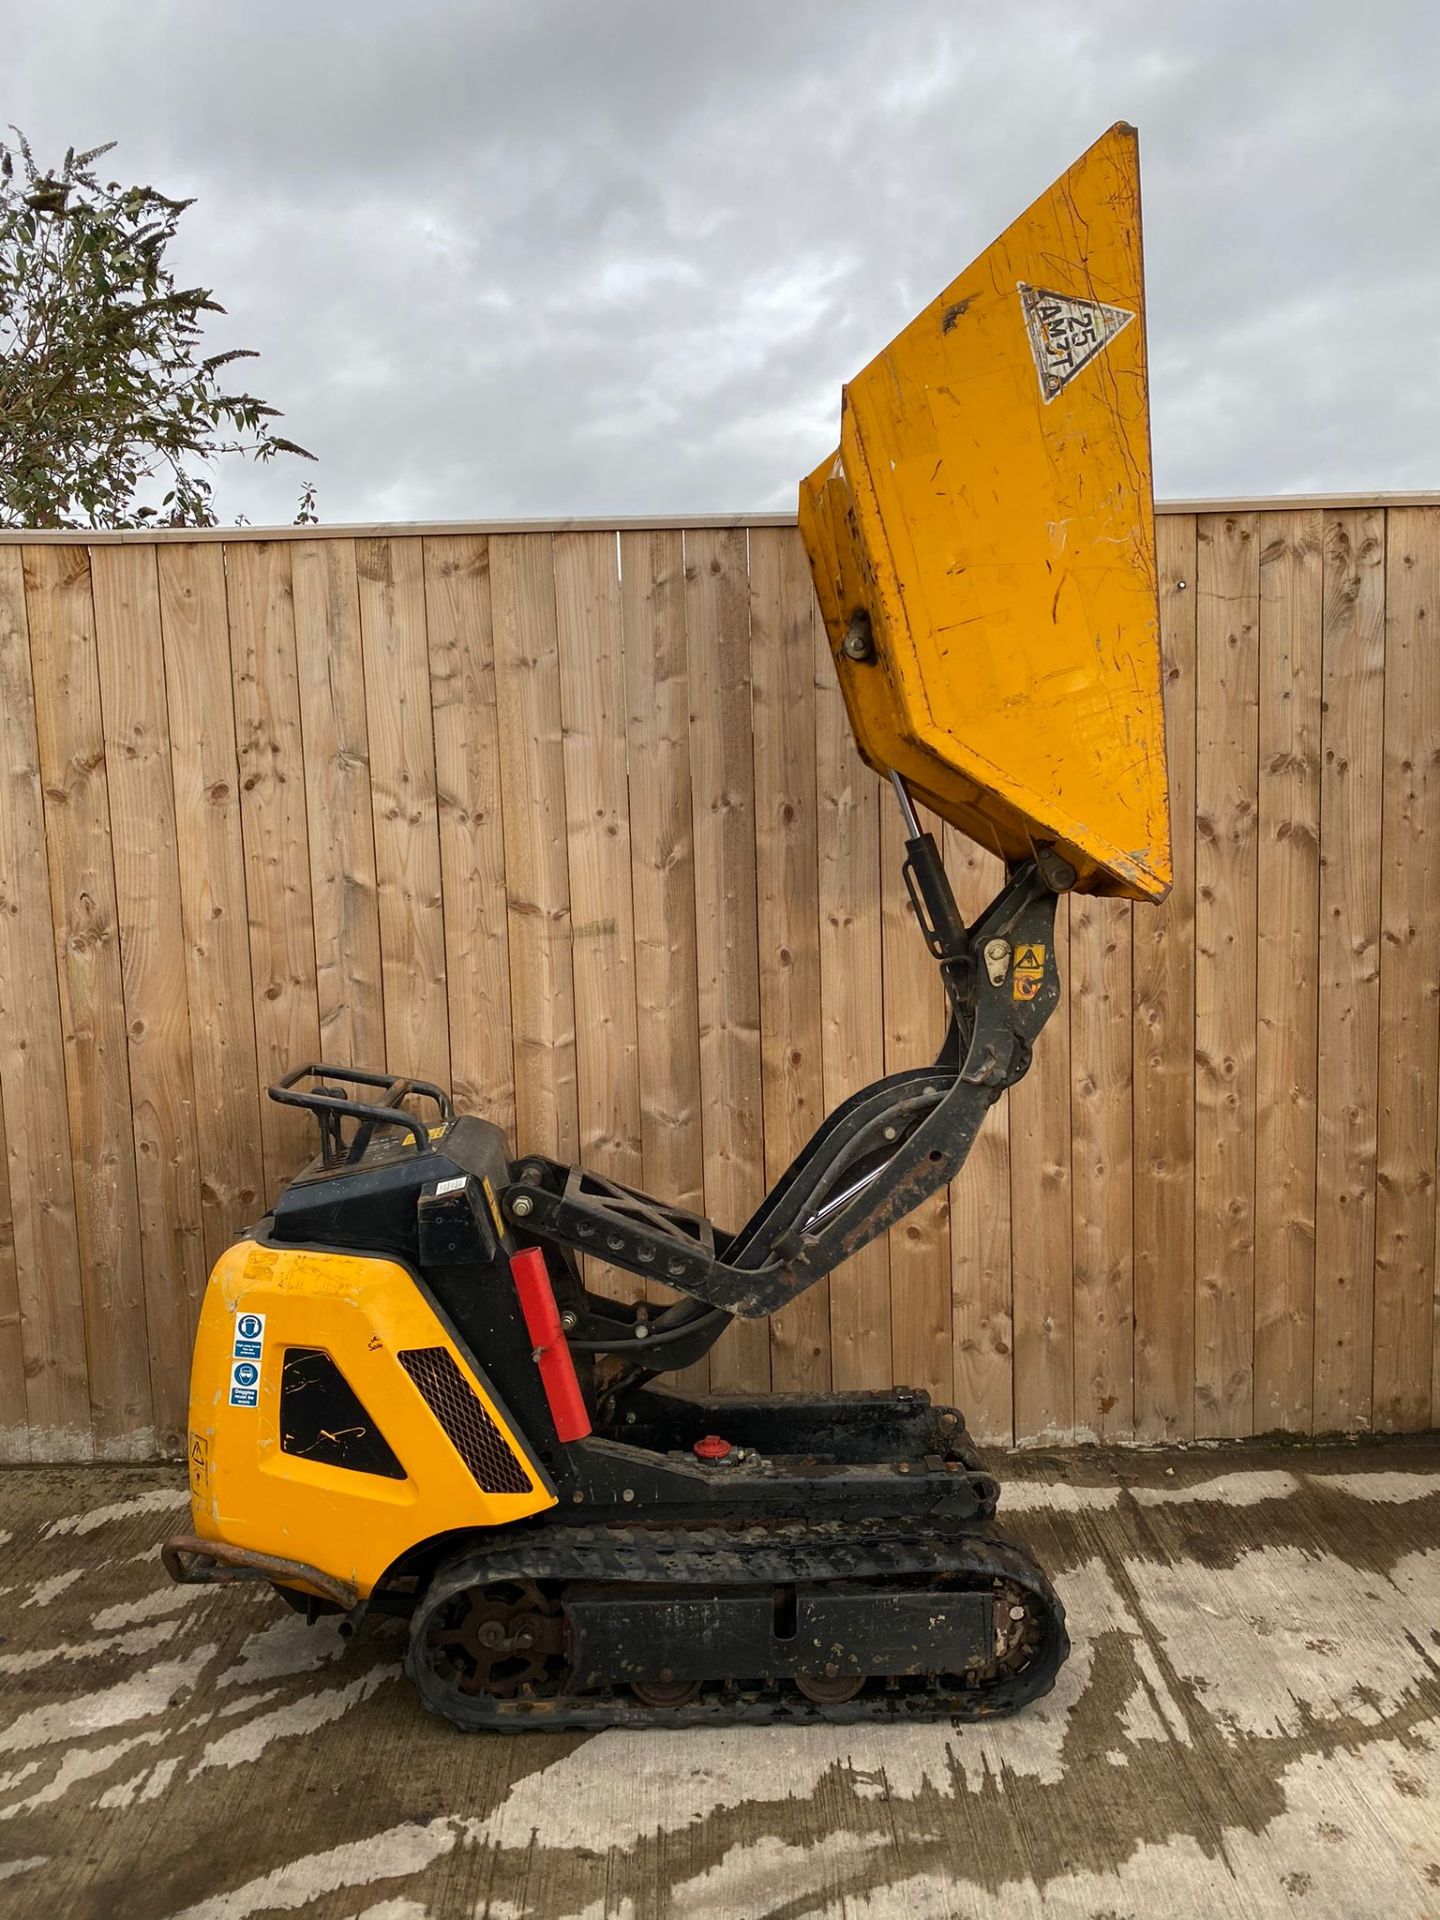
[889,768,923,841]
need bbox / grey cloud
[6,0,1438,523]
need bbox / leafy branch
[0,129,315,528]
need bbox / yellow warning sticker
[1019,282,1135,403]
[187,1431,210,1501]
[482,1176,507,1242]
[427,1123,448,1140]
[1012,942,1046,1001]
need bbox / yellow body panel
[799,123,1170,901]
[187,1239,554,1599]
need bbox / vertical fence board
[1254,511,1323,1432]
[491,535,578,1164]
[750,528,829,1392]
[1315,511,1386,1431]
[882,801,953,1404]
[158,546,264,1275]
[1010,897,1074,1440]
[0,549,89,1454]
[0,1074,23,1460]
[621,530,706,1384]
[1193,513,1260,1439]
[1374,508,1440,1432]
[25,546,151,1455]
[1070,896,1134,1440]
[685,528,768,1391]
[1133,515,1196,1441]
[556,530,643,1305]
[292,538,385,1072]
[357,538,450,1088]
[816,627,889,1392]
[946,827,1013,1444]
[426,536,514,1136]
[91,545,206,1453]
[227,542,323,1197]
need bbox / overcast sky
[7,0,1439,526]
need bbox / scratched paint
[800,124,1170,902]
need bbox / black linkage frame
[501,778,1075,1328]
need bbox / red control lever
[509,1247,592,1444]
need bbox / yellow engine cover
[187,1239,554,1599]
[800,122,1170,901]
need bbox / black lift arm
[500,776,1074,1323]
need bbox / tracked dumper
[164,123,1169,1730]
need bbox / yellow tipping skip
[800,123,1170,901]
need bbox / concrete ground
[0,1440,1438,1920]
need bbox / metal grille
[398,1347,531,1494]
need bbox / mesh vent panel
[398,1347,531,1494]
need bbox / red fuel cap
[693,1433,733,1462]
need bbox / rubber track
[406,1519,1068,1731]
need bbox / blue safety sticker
[232,1310,266,1362]
[229,1355,262,1409]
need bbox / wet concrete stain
[0,1437,1436,1918]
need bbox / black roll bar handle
[268,1062,456,1166]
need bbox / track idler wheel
[630,1678,703,1708]
[793,1672,865,1704]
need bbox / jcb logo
[1012,943,1046,1002]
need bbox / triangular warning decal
[1018,282,1135,402]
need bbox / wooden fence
[0,504,1437,1462]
